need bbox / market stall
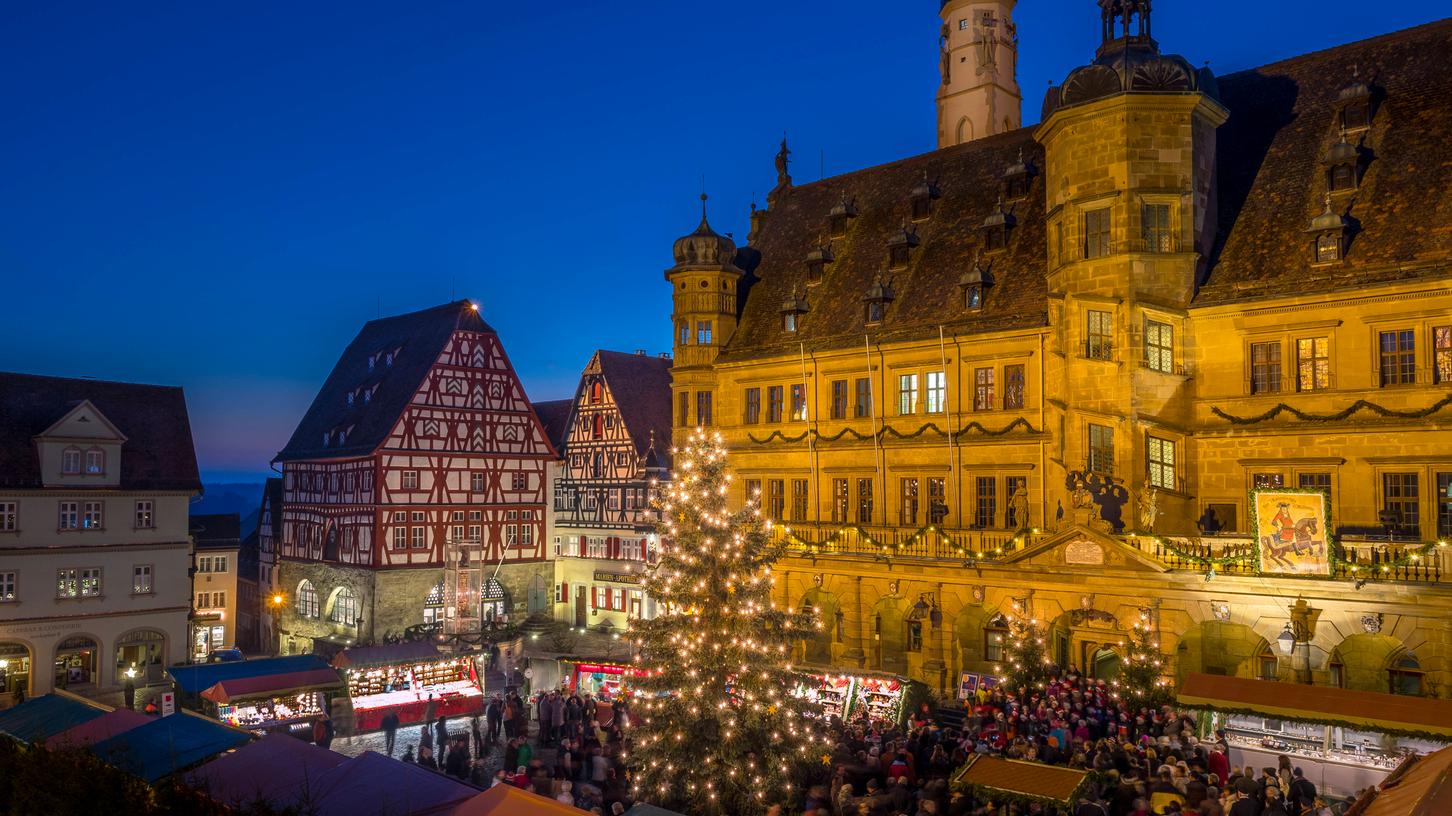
[561,661,644,701]
[331,641,483,732]
[201,668,344,736]
[792,671,913,725]
[950,754,1089,814]
[1179,673,1452,798]
[1345,744,1452,816]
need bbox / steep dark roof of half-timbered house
[274,300,495,463]
[532,398,573,455]
[595,350,673,465]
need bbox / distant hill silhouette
[194,482,265,536]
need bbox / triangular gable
[999,525,1169,573]
[36,400,127,443]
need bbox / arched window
[984,613,1009,663]
[1256,644,1279,680]
[592,415,604,440]
[296,580,319,619]
[1389,654,1423,696]
[590,382,603,404]
[330,587,357,625]
[424,581,444,625]
[956,117,974,145]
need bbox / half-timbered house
[550,350,672,631]
[272,300,558,652]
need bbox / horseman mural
[1253,490,1332,575]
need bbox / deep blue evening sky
[2,2,1443,480]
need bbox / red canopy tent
[44,708,150,749]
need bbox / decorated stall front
[792,671,917,725]
[562,660,645,701]
[332,641,483,732]
[1179,673,1452,797]
[951,753,1089,814]
[201,668,344,736]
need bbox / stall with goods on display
[332,641,483,732]
[1179,673,1452,798]
[562,661,647,701]
[791,671,912,725]
[201,668,344,736]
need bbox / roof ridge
[773,128,1038,199]
[1219,15,1452,81]
[0,370,184,391]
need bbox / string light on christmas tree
[627,428,828,815]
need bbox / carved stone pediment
[999,525,1169,573]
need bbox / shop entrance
[54,635,98,690]
[192,623,224,662]
[0,641,32,702]
[114,629,166,684]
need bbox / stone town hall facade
[667,3,1452,697]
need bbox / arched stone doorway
[54,634,99,690]
[0,641,33,701]
[114,629,166,685]
[1330,634,1417,694]
[1175,621,1274,683]
[954,606,1007,677]
[1092,647,1122,682]
[873,596,907,674]
[800,588,841,666]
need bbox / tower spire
[937,0,1022,148]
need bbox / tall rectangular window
[58,501,78,530]
[1250,342,1282,394]
[1144,319,1174,373]
[393,527,407,549]
[678,321,690,346]
[928,478,947,525]
[56,568,79,598]
[925,371,946,414]
[854,378,872,418]
[832,479,850,523]
[1003,364,1025,410]
[402,470,419,489]
[766,480,785,520]
[1086,310,1113,360]
[1437,472,1452,538]
[1300,473,1332,510]
[1379,330,1416,386]
[790,384,807,421]
[411,527,426,548]
[0,571,14,602]
[830,380,848,419]
[1296,337,1330,391]
[745,479,762,506]
[898,374,919,415]
[62,449,80,475]
[1142,203,1172,252]
[791,479,809,522]
[80,567,102,597]
[767,386,784,422]
[1382,473,1420,537]
[471,472,485,492]
[133,565,153,594]
[1088,424,1114,474]
[974,477,997,529]
[743,388,761,424]
[0,502,16,532]
[1083,208,1112,259]
[85,450,105,475]
[900,478,920,526]
[974,368,996,411]
[1054,220,1066,266]
[678,391,690,426]
[1435,326,1451,384]
[856,478,874,524]
[1147,436,1177,491]
[696,321,712,345]
[133,500,155,530]
[696,391,713,426]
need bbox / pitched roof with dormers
[594,350,673,463]
[0,372,201,491]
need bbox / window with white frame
[132,565,153,594]
[85,449,105,475]
[82,501,103,529]
[58,501,79,530]
[0,571,15,602]
[0,502,15,532]
[402,470,420,489]
[134,500,154,529]
[411,527,425,548]
[898,374,919,415]
[926,371,946,414]
[392,527,407,549]
[468,524,481,543]
[621,537,643,560]
[56,568,79,598]
[471,472,485,492]
[587,537,607,558]
[62,448,81,475]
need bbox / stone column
[922,582,948,693]
[842,576,867,668]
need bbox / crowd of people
[813,670,1336,816]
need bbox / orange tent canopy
[1351,745,1452,816]
[451,784,589,816]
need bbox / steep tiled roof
[0,372,201,491]
[596,351,673,464]
[719,129,1048,362]
[275,300,493,462]
[1201,18,1452,303]
[262,477,282,540]
[191,512,242,549]
[533,398,573,455]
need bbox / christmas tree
[628,429,829,816]
[1111,609,1172,707]
[1001,607,1054,693]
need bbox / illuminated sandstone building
[669,5,1452,696]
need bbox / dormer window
[784,312,800,332]
[1315,232,1342,263]
[863,275,895,325]
[1307,196,1347,265]
[780,289,809,332]
[981,196,1016,253]
[804,241,834,285]
[828,197,858,239]
[1002,149,1036,202]
[62,448,81,475]
[347,391,355,407]
[887,223,919,271]
[322,432,331,447]
[1337,76,1374,132]
[384,351,394,368]
[1328,163,1357,192]
[866,301,887,324]
[85,449,104,475]
[909,174,941,222]
[367,355,376,373]
[960,256,994,311]
[1324,135,1361,194]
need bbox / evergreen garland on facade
[628,429,829,816]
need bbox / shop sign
[593,571,640,585]
[574,663,625,675]
[161,692,176,717]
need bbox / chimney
[635,349,646,356]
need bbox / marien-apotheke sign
[593,571,640,585]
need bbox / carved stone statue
[1140,487,1161,532]
[1008,483,1030,530]
[1071,478,1097,511]
[774,138,792,187]
[941,43,952,85]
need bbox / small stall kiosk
[1179,673,1452,798]
[951,754,1090,815]
[793,671,912,725]
[331,641,484,732]
[562,660,639,701]
[201,668,344,736]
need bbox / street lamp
[269,593,286,655]
[1276,623,1296,655]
